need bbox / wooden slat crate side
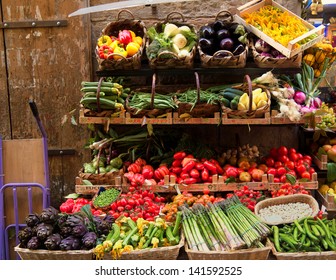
[222,111,271,125]
[214,174,269,191]
[172,112,221,125]
[79,108,126,125]
[312,154,328,170]
[268,173,319,190]
[315,191,336,212]
[124,112,173,125]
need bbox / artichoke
[59,236,81,251]
[44,233,62,250]
[82,232,97,249]
[18,227,33,245]
[94,215,114,236]
[27,236,41,250]
[59,225,73,237]
[25,214,40,227]
[39,206,59,224]
[64,214,85,228]
[36,223,54,241]
[72,224,88,237]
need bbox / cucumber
[219,88,244,101]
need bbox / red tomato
[273,177,281,183]
[267,168,277,176]
[278,155,289,163]
[265,157,275,167]
[285,161,295,170]
[203,188,210,195]
[289,152,299,162]
[297,153,303,159]
[300,171,311,180]
[308,167,316,174]
[276,167,287,177]
[280,175,287,183]
[117,206,125,212]
[119,198,127,207]
[274,161,283,168]
[277,146,288,156]
[296,164,306,175]
[125,204,133,211]
[289,148,297,154]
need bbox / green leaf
[285,174,297,185]
[225,177,236,184]
[64,193,80,199]
[327,162,336,183]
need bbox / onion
[300,106,314,114]
[311,97,322,108]
[255,39,271,53]
[293,91,306,105]
[260,52,273,57]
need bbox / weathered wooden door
[0,0,91,207]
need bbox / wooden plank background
[0,0,92,209]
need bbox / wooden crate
[234,0,325,58]
[75,176,127,195]
[124,112,173,125]
[222,111,271,125]
[172,112,221,125]
[268,172,319,190]
[214,174,269,191]
[79,107,125,125]
[315,190,336,211]
[312,154,328,170]
[270,110,322,126]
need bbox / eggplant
[219,38,234,51]
[232,44,245,55]
[199,25,215,39]
[199,37,214,52]
[213,20,225,32]
[216,29,231,42]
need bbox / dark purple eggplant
[219,38,234,51]
[232,44,245,55]
[213,20,225,32]
[216,29,231,42]
[199,25,215,39]
[199,37,214,51]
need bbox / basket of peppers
[95,9,146,70]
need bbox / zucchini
[219,88,244,101]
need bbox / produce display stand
[234,0,325,58]
[312,154,328,170]
[79,107,126,126]
[222,111,271,124]
[124,112,173,125]
[315,191,336,219]
[75,176,127,195]
[270,110,322,125]
[0,100,50,260]
[172,112,221,125]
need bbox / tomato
[276,167,287,177]
[280,175,287,183]
[112,212,120,219]
[117,206,125,212]
[278,155,289,164]
[265,157,275,167]
[274,161,283,168]
[119,198,127,207]
[302,156,312,166]
[277,146,288,156]
[289,148,297,154]
[296,153,303,159]
[296,164,306,175]
[287,170,297,178]
[285,160,295,170]
[308,167,316,174]
[110,202,118,211]
[300,171,311,180]
[267,168,277,176]
[125,204,133,211]
[203,188,210,195]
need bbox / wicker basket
[222,75,270,119]
[251,38,302,68]
[198,10,249,68]
[78,168,124,185]
[92,187,121,212]
[175,72,221,118]
[254,194,319,226]
[95,9,146,71]
[103,234,184,260]
[185,240,271,260]
[267,239,336,260]
[146,12,197,69]
[15,245,94,260]
[125,73,177,118]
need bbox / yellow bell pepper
[113,46,127,60]
[126,42,140,57]
[97,35,112,47]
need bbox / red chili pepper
[170,167,182,174]
[203,160,217,174]
[118,29,132,45]
[182,178,197,185]
[189,168,200,179]
[195,162,205,171]
[182,160,196,173]
[141,165,154,179]
[201,168,209,182]
[171,159,182,167]
[210,159,224,174]
[173,151,187,160]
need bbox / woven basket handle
[117,9,135,20]
[165,12,185,23]
[96,77,105,113]
[150,73,156,110]
[215,10,234,23]
[157,51,179,60]
[244,75,253,113]
[212,50,234,59]
[107,52,127,61]
[194,72,201,104]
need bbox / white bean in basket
[258,202,313,224]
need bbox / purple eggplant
[219,38,234,51]
[200,25,215,39]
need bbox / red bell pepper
[226,166,239,178]
[127,163,142,173]
[98,44,113,59]
[170,167,182,175]
[171,159,182,167]
[180,171,190,180]
[195,162,205,171]
[118,30,133,45]
[141,165,154,179]
[154,165,169,181]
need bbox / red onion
[255,39,271,53]
[300,106,313,114]
[293,91,306,105]
[311,97,322,108]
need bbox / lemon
[319,184,330,195]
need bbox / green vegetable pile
[270,217,336,253]
[93,188,121,208]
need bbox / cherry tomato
[296,164,306,175]
[289,148,297,154]
[289,152,299,162]
[277,146,288,156]
[265,157,275,167]
[276,167,287,177]
[267,168,277,176]
[285,160,295,170]
[300,171,311,180]
[278,155,289,164]
[274,161,283,168]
